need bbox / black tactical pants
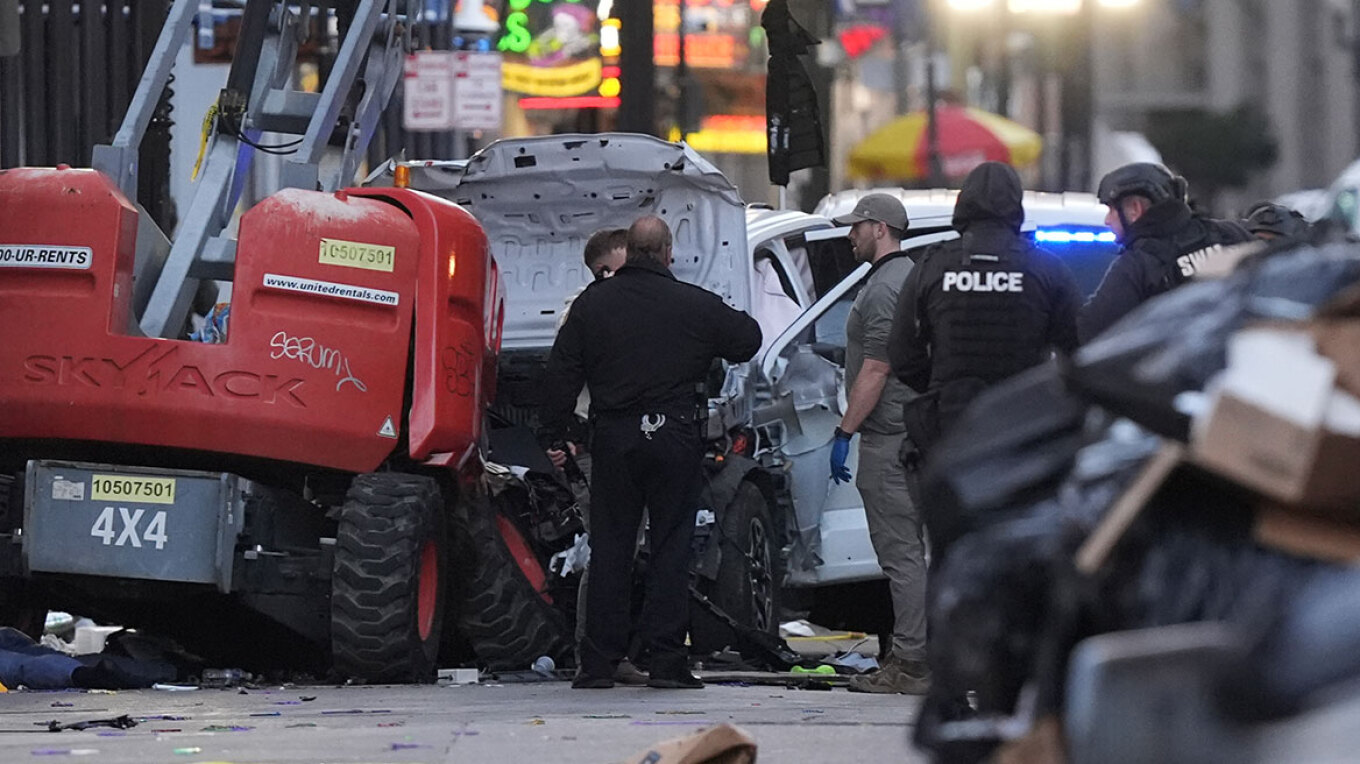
[580,412,701,680]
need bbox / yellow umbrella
[848,105,1043,181]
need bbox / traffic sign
[452,52,503,131]
[403,51,455,131]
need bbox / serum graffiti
[269,332,367,393]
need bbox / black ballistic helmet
[1097,162,1188,207]
[1244,201,1310,239]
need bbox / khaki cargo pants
[856,429,927,662]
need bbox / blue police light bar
[1033,228,1118,244]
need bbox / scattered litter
[152,684,197,692]
[377,722,404,728]
[151,729,182,733]
[779,620,816,638]
[84,690,115,695]
[802,709,825,714]
[584,714,630,719]
[531,656,556,678]
[390,743,427,750]
[528,718,545,726]
[200,725,252,732]
[171,748,201,756]
[137,716,189,722]
[321,709,391,715]
[41,715,136,732]
[30,749,100,756]
[824,652,878,673]
[655,711,706,715]
[790,665,835,676]
[437,668,480,685]
[201,668,251,688]
[248,712,281,717]
[48,703,73,708]
[285,723,317,729]
[92,732,124,738]
[273,701,301,705]
[621,723,757,764]
[299,696,317,702]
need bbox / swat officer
[888,161,1081,450]
[540,215,762,690]
[1077,162,1252,343]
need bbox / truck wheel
[691,482,782,654]
[457,493,571,671]
[331,473,446,684]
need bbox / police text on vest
[943,271,1024,293]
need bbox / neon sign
[498,0,586,54]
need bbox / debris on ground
[41,715,137,733]
[620,722,757,764]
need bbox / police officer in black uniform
[1077,162,1252,343]
[540,215,762,690]
[888,161,1081,450]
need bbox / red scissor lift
[0,0,513,682]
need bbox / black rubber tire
[331,473,446,684]
[456,493,571,671]
[690,482,783,654]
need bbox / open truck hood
[450,133,750,350]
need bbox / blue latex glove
[830,432,853,484]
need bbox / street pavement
[0,679,927,763]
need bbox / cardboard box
[1192,328,1360,514]
[1310,320,1360,399]
[1254,506,1360,564]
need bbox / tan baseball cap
[832,193,910,231]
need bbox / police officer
[827,193,928,695]
[540,215,762,690]
[889,161,1081,448]
[1078,162,1252,343]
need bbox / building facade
[1092,0,1360,213]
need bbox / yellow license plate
[90,474,176,504]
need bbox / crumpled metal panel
[452,133,751,350]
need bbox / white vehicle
[397,135,1119,646]
[759,188,1119,596]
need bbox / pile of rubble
[916,240,1360,764]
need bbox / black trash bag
[914,425,1204,764]
[919,363,1091,565]
[1069,244,1360,440]
[912,514,1069,764]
